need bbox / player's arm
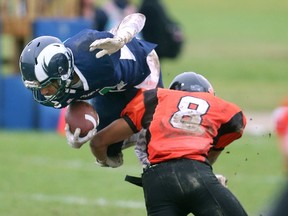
[207,148,222,165]
[109,12,146,43]
[89,13,146,58]
[208,148,229,187]
[213,111,246,150]
[89,118,134,166]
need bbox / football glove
[95,152,123,168]
[215,174,228,187]
[89,36,125,58]
[89,13,146,58]
[65,124,97,149]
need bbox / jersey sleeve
[120,89,146,132]
[212,104,246,150]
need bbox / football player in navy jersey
[19,13,163,160]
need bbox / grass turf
[0,131,285,216]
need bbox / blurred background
[0,0,288,215]
[1,0,287,130]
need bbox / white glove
[215,174,228,187]
[89,36,125,58]
[95,152,123,168]
[89,13,146,58]
[65,124,97,149]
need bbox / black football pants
[141,158,248,216]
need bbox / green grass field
[0,131,286,216]
[1,0,288,215]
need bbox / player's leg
[141,163,187,216]
[135,49,164,89]
[181,160,248,216]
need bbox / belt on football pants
[125,164,159,187]
[125,159,211,188]
[125,175,143,187]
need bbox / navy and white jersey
[38,29,158,108]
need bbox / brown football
[65,101,99,137]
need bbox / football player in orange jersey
[90,72,248,216]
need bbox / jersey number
[170,96,209,131]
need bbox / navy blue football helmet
[19,36,74,107]
[169,72,215,95]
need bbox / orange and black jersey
[121,88,246,164]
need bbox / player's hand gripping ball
[65,101,99,149]
[65,101,99,138]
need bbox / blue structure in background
[0,17,92,131]
[0,18,4,128]
[33,17,92,40]
[0,76,3,128]
[2,75,38,129]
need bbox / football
[65,101,99,137]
